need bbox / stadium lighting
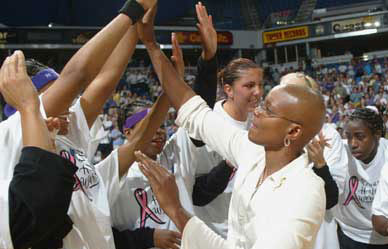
[364,22,372,27]
[334,29,377,38]
[374,21,381,27]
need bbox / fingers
[8,52,17,77]
[138,161,159,186]
[15,50,26,74]
[169,243,180,249]
[143,4,157,23]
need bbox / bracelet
[119,0,145,24]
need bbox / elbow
[372,215,388,236]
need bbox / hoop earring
[284,138,290,147]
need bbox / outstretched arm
[81,26,138,128]
[137,6,195,112]
[42,0,156,118]
[193,2,218,108]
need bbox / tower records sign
[332,16,377,33]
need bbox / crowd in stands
[267,57,388,138]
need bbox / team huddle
[0,1,388,249]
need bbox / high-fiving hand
[196,2,217,60]
[0,51,39,113]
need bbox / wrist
[120,0,145,24]
[201,50,216,61]
[19,101,40,115]
[314,161,327,169]
[168,206,191,232]
[145,41,160,50]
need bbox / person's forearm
[313,165,339,209]
[168,207,192,233]
[81,26,138,128]
[193,161,233,206]
[43,14,133,118]
[145,43,195,111]
[20,105,54,152]
[193,56,218,108]
[372,215,388,236]
[118,93,170,178]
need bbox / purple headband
[123,109,150,130]
[4,68,59,117]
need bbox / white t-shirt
[112,127,221,233]
[334,138,388,244]
[313,123,346,249]
[193,100,251,237]
[372,161,388,218]
[0,180,12,249]
[51,99,121,249]
[0,97,47,180]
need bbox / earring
[284,137,290,147]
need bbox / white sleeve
[0,180,13,249]
[372,165,388,217]
[322,125,348,195]
[95,149,126,209]
[176,96,248,168]
[66,99,92,153]
[182,217,238,249]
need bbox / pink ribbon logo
[343,176,364,209]
[134,188,165,228]
[60,150,91,200]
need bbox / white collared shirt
[176,96,326,249]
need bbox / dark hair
[117,105,132,133]
[349,108,385,137]
[218,58,262,87]
[117,100,152,133]
[25,59,49,77]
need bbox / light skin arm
[0,51,54,152]
[137,6,195,112]
[42,0,156,118]
[117,93,170,178]
[81,26,138,128]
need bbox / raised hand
[134,150,182,217]
[307,132,330,168]
[196,2,217,60]
[136,0,157,11]
[137,5,158,45]
[171,33,185,79]
[0,51,39,113]
[154,229,181,249]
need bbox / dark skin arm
[42,0,156,118]
[137,6,195,112]
[372,215,388,236]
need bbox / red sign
[175,31,233,45]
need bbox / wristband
[119,0,145,24]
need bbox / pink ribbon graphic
[343,176,364,209]
[60,150,91,200]
[134,188,165,228]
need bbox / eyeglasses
[256,102,303,126]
